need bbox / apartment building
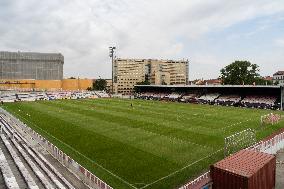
[273,71,284,85]
[113,58,189,94]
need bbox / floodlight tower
[109,46,116,94]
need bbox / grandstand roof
[135,84,281,89]
[273,71,284,76]
[212,149,275,177]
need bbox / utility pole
[109,47,116,94]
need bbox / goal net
[261,113,282,126]
[224,128,256,157]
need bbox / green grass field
[2,99,284,189]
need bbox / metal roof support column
[281,86,283,111]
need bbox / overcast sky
[0,0,283,80]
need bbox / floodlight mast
[109,47,116,94]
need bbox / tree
[254,77,273,85]
[136,74,150,85]
[93,79,107,90]
[220,61,262,85]
[68,77,76,79]
[136,80,150,85]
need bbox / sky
[0,0,283,80]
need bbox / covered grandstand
[134,85,284,110]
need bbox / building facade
[0,79,92,91]
[273,71,284,85]
[114,58,189,94]
[0,51,64,80]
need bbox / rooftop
[213,149,274,177]
[135,84,282,89]
[273,71,284,76]
[0,51,64,62]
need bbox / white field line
[139,148,223,189]
[218,118,252,132]
[5,108,138,189]
[44,100,213,150]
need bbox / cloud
[275,38,284,46]
[0,0,283,79]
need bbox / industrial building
[113,58,189,94]
[0,51,64,80]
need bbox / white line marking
[139,148,223,189]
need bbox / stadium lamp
[109,46,116,94]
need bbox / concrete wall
[0,79,93,91]
[62,79,93,91]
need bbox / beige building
[114,58,189,94]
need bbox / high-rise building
[114,58,189,94]
[0,51,64,80]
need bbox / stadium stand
[0,146,20,189]
[136,92,168,100]
[0,113,90,189]
[241,95,277,109]
[0,93,17,103]
[94,91,110,98]
[0,90,109,103]
[179,93,199,103]
[215,95,242,106]
[163,93,183,101]
[197,93,220,104]
[134,85,284,110]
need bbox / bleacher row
[0,114,79,189]
[135,92,281,110]
[0,90,110,103]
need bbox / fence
[247,131,284,155]
[179,129,284,189]
[1,108,113,189]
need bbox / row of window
[274,76,284,80]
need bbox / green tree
[136,80,150,85]
[161,81,167,85]
[254,77,273,85]
[220,61,262,85]
[136,74,150,85]
[86,87,92,91]
[93,79,107,90]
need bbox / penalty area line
[6,109,138,189]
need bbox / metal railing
[178,171,212,189]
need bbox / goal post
[224,128,256,157]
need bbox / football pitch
[2,98,284,189]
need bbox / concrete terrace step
[0,139,26,189]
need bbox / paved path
[276,149,284,189]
